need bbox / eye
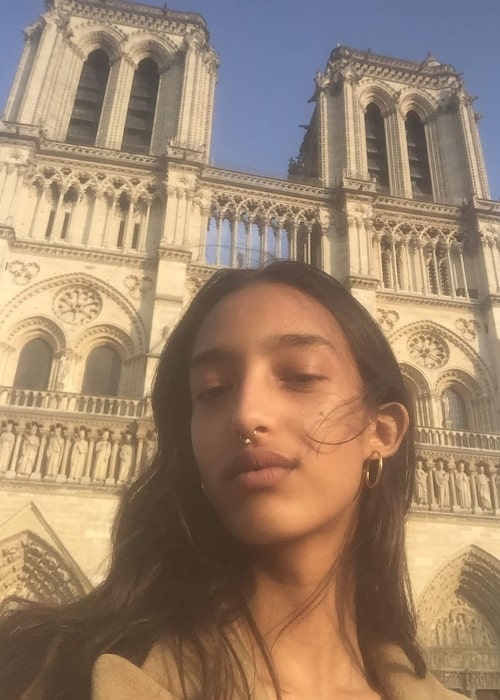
[282,373,326,387]
[195,384,229,402]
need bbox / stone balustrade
[415,426,500,452]
[0,386,150,419]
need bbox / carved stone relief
[377,308,399,332]
[53,286,103,325]
[455,317,480,341]
[7,260,40,285]
[407,332,449,369]
[123,275,153,300]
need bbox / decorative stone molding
[377,308,399,332]
[408,332,449,369]
[53,286,103,326]
[7,260,40,285]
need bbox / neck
[240,528,370,697]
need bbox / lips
[226,448,298,480]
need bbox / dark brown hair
[0,261,425,699]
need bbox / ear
[365,402,409,460]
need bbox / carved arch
[0,530,87,604]
[124,31,178,71]
[4,315,67,353]
[71,23,126,62]
[399,90,438,120]
[417,545,500,645]
[0,274,148,355]
[359,83,398,115]
[72,323,135,360]
[389,320,495,396]
[434,367,483,400]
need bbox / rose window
[53,286,102,325]
[407,333,448,369]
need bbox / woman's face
[190,282,378,545]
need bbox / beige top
[89,638,464,700]
[22,627,463,699]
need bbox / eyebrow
[190,333,336,370]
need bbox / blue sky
[1,0,499,197]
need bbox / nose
[230,374,276,442]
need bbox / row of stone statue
[413,457,500,512]
[0,420,156,485]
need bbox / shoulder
[91,653,181,700]
[375,645,464,700]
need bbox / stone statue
[0,420,16,472]
[433,460,450,508]
[117,431,133,483]
[45,424,65,477]
[441,392,450,424]
[143,431,156,471]
[414,459,428,505]
[93,429,111,482]
[455,461,472,509]
[69,426,88,480]
[18,423,40,476]
[476,466,492,510]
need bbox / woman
[0,261,461,699]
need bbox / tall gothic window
[13,338,53,391]
[67,50,110,146]
[405,110,432,199]
[82,345,121,397]
[365,103,389,191]
[122,58,160,154]
[442,387,468,430]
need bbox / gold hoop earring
[365,454,383,489]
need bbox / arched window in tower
[442,387,468,430]
[82,345,121,397]
[13,338,53,391]
[67,50,110,146]
[122,58,160,154]
[364,103,389,192]
[405,111,432,200]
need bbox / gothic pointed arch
[399,91,437,122]
[67,48,111,146]
[417,546,500,693]
[124,31,177,71]
[0,503,91,606]
[405,109,433,200]
[121,57,160,154]
[71,24,126,62]
[364,102,389,192]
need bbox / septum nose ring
[239,429,257,445]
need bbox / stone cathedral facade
[0,0,499,696]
